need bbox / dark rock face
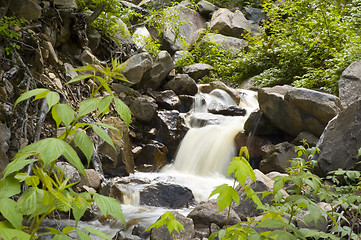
[338,60,361,108]
[182,63,213,81]
[129,95,158,123]
[207,104,246,116]
[154,90,181,110]
[164,74,198,96]
[140,183,196,208]
[316,100,361,176]
[135,142,168,171]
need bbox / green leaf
[74,130,94,165]
[94,75,113,96]
[78,98,101,118]
[16,187,44,215]
[358,148,361,158]
[114,98,131,128]
[0,221,30,240]
[25,175,40,187]
[56,104,75,128]
[61,141,86,177]
[209,184,239,213]
[228,156,256,186]
[273,179,284,196]
[52,234,73,240]
[82,227,112,240]
[62,226,75,234]
[66,73,93,85]
[91,125,116,150]
[46,91,60,112]
[0,198,23,229]
[93,193,125,225]
[94,122,120,134]
[257,219,284,229]
[244,186,263,207]
[52,104,62,130]
[13,88,49,109]
[3,153,37,176]
[98,95,113,116]
[76,229,92,240]
[0,176,21,198]
[73,193,92,226]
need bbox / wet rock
[122,52,153,85]
[189,112,225,127]
[178,95,195,113]
[164,74,198,96]
[138,50,174,90]
[259,142,297,174]
[9,0,42,21]
[154,90,181,110]
[197,0,217,19]
[201,33,248,51]
[183,63,213,81]
[258,85,342,137]
[140,183,196,208]
[207,104,246,116]
[99,117,134,177]
[77,49,103,65]
[150,212,195,240]
[244,110,283,136]
[188,199,240,228]
[338,60,361,108]
[129,95,158,123]
[210,8,252,37]
[316,100,361,176]
[135,142,168,171]
[200,81,241,105]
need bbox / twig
[348,210,359,240]
[34,98,48,142]
[87,3,107,25]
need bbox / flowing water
[119,87,259,232]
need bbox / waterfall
[164,88,259,176]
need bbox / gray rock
[207,104,246,116]
[243,7,266,25]
[41,41,58,65]
[87,28,102,51]
[155,90,181,110]
[129,95,158,123]
[197,0,217,19]
[9,0,42,20]
[258,86,342,137]
[56,162,81,183]
[183,63,213,81]
[54,0,78,8]
[338,60,361,108]
[138,51,174,90]
[150,212,195,240]
[292,131,319,147]
[135,142,168,171]
[188,199,240,228]
[316,100,361,176]
[244,110,282,136]
[122,52,153,85]
[259,142,297,174]
[164,74,198,96]
[78,169,102,190]
[210,8,252,37]
[201,33,248,51]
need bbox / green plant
[0,58,131,239]
[145,211,185,240]
[0,16,25,55]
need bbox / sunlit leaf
[0,175,21,198]
[91,125,115,150]
[93,193,125,225]
[0,198,23,229]
[76,229,92,240]
[65,73,93,85]
[83,227,112,240]
[114,98,131,128]
[56,104,75,128]
[0,221,30,240]
[13,88,49,109]
[46,91,60,112]
[98,95,113,116]
[16,187,44,215]
[209,184,239,213]
[74,130,94,165]
[78,98,101,117]
[3,153,36,176]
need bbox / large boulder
[53,0,78,8]
[140,183,196,208]
[210,8,252,37]
[129,95,158,123]
[197,0,217,19]
[258,86,342,137]
[316,100,361,176]
[163,74,198,96]
[201,33,248,51]
[338,60,361,108]
[122,52,153,85]
[135,142,168,171]
[183,63,213,81]
[9,0,42,20]
[153,90,181,110]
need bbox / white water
[121,87,258,230]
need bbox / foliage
[209,144,361,239]
[0,16,25,55]
[146,211,185,240]
[0,59,131,239]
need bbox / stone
[54,0,77,8]
[56,162,81,184]
[259,142,297,174]
[258,85,342,137]
[292,131,319,147]
[178,95,195,113]
[164,74,198,96]
[122,52,153,85]
[9,0,42,21]
[150,212,195,240]
[154,90,181,110]
[316,100,361,176]
[87,28,102,51]
[207,104,246,116]
[188,199,240,228]
[77,49,103,65]
[197,0,217,19]
[78,169,102,190]
[207,81,241,105]
[210,8,252,37]
[63,63,78,80]
[98,117,134,177]
[183,63,213,81]
[243,7,266,25]
[244,110,283,136]
[41,41,58,65]
[135,142,168,171]
[201,33,248,51]
[140,183,196,208]
[138,51,174,90]
[338,60,361,108]
[129,95,158,123]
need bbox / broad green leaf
[114,98,132,128]
[61,141,86,177]
[74,130,94,165]
[73,193,92,226]
[209,184,239,213]
[25,175,40,187]
[0,198,23,229]
[0,221,30,240]
[91,125,116,150]
[3,153,37,176]
[95,122,120,135]
[267,230,297,240]
[56,104,75,128]
[24,138,64,167]
[244,186,263,207]
[83,227,112,240]
[257,219,284,229]
[17,187,44,215]
[98,95,113,116]
[146,212,184,234]
[62,226,75,234]
[93,193,125,225]
[46,91,60,112]
[166,217,184,234]
[13,88,49,109]
[66,73,93,85]
[94,75,113,96]
[273,179,284,196]
[76,229,92,240]
[0,176,21,198]
[52,104,62,130]
[228,156,256,186]
[78,98,101,118]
